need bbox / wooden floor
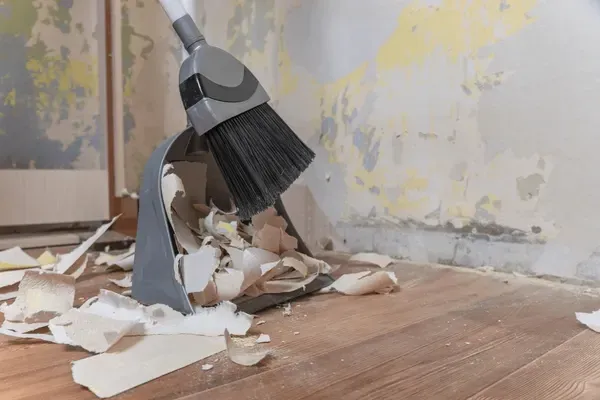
[1,254,600,399]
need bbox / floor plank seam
[175,294,518,400]
[465,329,587,399]
[292,323,498,400]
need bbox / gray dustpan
[131,126,333,315]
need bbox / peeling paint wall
[120,0,186,190]
[125,0,600,281]
[0,0,105,169]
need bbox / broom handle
[157,0,205,53]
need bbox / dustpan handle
[157,0,205,53]
[157,0,186,23]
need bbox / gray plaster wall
[127,0,600,282]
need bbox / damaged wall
[0,0,105,169]
[119,0,186,191]
[124,0,600,282]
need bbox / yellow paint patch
[400,114,409,137]
[350,165,430,214]
[403,169,429,191]
[461,71,511,96]
[273,0,539,221]
[216,221,236,235]
[316,59,433,215]
[3,88,16,106]
[376,0,538,70]
[479,194,502,213]
[0,263,37,271]
[451,181,466,196]
[277,48,299,96]
[447,203,476,218]
[26,55,98,115]
[37,250,57,266]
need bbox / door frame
[104,0,138,235]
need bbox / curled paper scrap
[320,271,398,296]
[225,329,269,366]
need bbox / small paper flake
[319,271,398,296]
[97,246,135,272]
[180,246,221,294]
[282,303,292,317]
[255,334,271,344]
[108,273,133,288]
[36,250,57,266]
[576,309,600,333]
[225,329,269,366]
[53,216,120,274]
[69,255,89,280]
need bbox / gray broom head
[174,15,315,219]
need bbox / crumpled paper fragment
[230,247,280,293]
[95,245,135,271]
[0,289,253,351]
[1,270,75,323]
[83,290,253,337]
[181,246,221,294]
[319,270,398,295]
[49,308,137,353]
[224,329,269,366]
[161,164,201,253]
[213,268,245,302]
[0,247,40,271]
[576,310,600,333]
[53,216,120,274]
[109,272,133,288]
[36,250,58,267]
[252,224,298,255]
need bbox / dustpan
[131,125,334,315]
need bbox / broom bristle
[205,103,315,220]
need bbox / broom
[157,0,315,220]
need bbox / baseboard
[0,232,82,251]
[0,229,134,251]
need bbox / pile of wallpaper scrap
[0,161,400,398]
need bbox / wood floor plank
[115,266,517,400]
[182,285,596,400]
[0,255,594,400]
[470,330,600,400]
[0,263,515,400]
[131,267,521,400]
